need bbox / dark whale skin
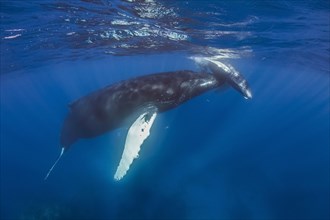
[60,70,225,148]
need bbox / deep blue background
[1,1,329,220]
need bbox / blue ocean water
[1,0,329,219]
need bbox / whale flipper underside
[114,107,158,181]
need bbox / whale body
[45,60,252,180]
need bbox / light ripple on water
[1,0,328,74]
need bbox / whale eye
[141,128,144,132]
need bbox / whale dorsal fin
[114,107,158,181]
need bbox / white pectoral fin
[114,108,157,181]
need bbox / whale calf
[45,59,252,180]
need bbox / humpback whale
[45,59,252,181]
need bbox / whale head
[193,57,252,99]
[225,68,252,99]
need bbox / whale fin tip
[44,147,65,181]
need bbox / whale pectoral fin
[114,108,158,181]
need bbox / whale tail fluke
[44,147,65,180]
[192,57,252,99]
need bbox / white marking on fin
[114,109,157,181]
[44,147,65,180]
